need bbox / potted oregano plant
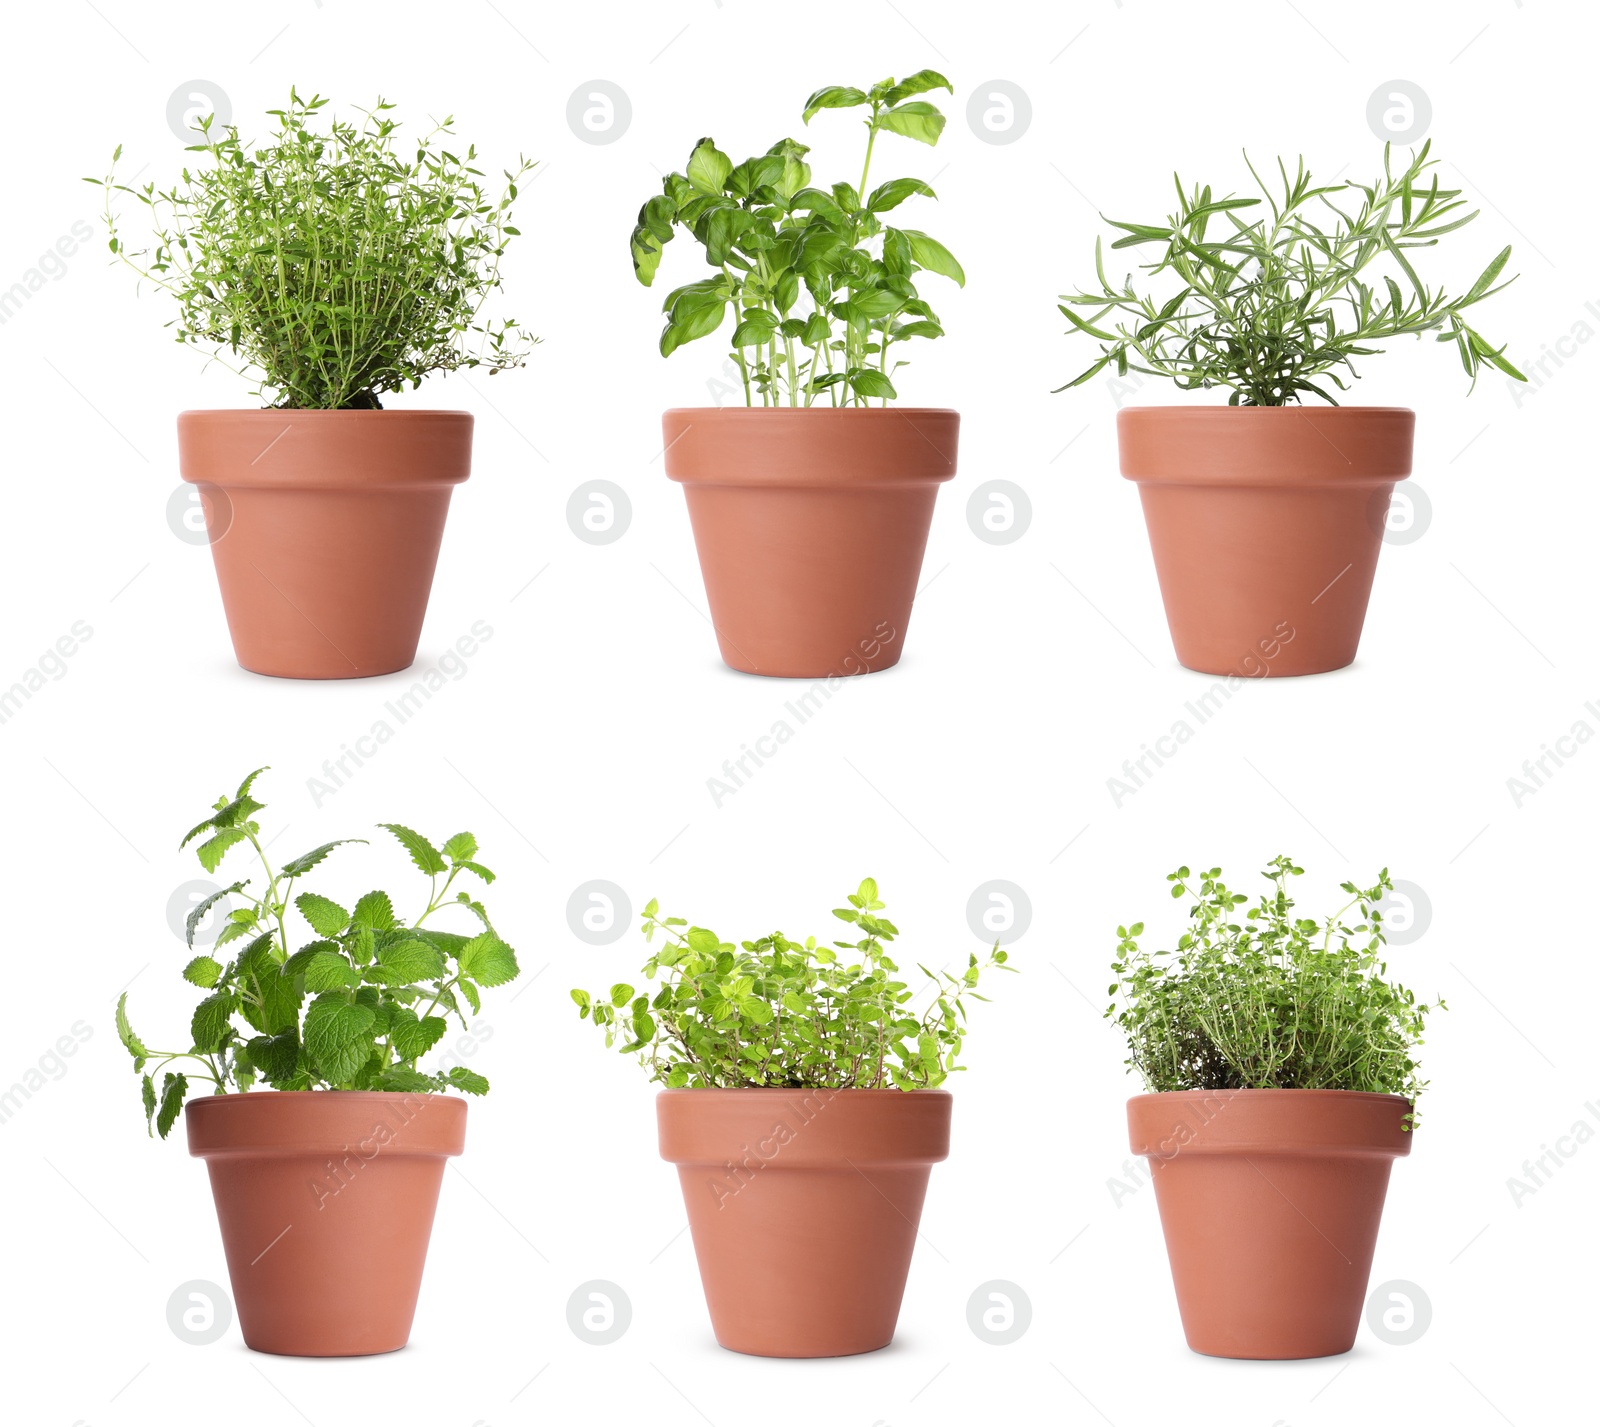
[1108,857,1443,1359]
[91,89,534,679]
[572,879,1010,1357]
[630,71,964,677]
[1058,143,1524,676]
[118,769,520,1356]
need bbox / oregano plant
[89,87,535,409]
[629,71,964,407]
[1107,857,1443,1116]
[572,879,1011,1089]
[119,769,520,1138]
[1057,142,1525,405]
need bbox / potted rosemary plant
[1058,143,1524,676]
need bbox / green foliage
[89,87,536,409]
[120,769,518,1138]
[573,878,1012,1090]
[1058,143,1525,406]
[1107,857,1443,1115]
[630,71,963,407]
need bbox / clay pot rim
[1128,1088,1412,1104]
[186,1089,468,1159]
[662,405,958,418]
[655,1086,951,1098]
[178,408,473,420]
[185,1089,469,1104]
[1117,404,1414,418]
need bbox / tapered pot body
[1128,1089,1412,1359]
[1118,407,1414,676]
[186,1091,467,1356]
[177,410,473,679]
[657,1087,951,1356]
[662,408,959,677]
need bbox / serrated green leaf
[445,1066,489,1095]
[182,955,223,988]
[302,994,377,1084]
[190,991,238,1052]
[186,881,247,948]
[295,892,350,938]
[373,937,448,986]
[280,839,363,878]
[378,1067,440,1093]
[378,824,446,876]
[116,993,148,1068]
[351,890,396,931]
[442,832,478,861]
[141,1072,157,1133]
[246,1030,299,1082]
[194,827,251,874]
[156,1072,188,1139]
[389,1009,448,1060]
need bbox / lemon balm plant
[633,71,965,679]
[1110,857,1445,1360]
[89,89,537,679]
[118,769,521,1357]
[573,880,1012,1358]
[1055,143,1527,678]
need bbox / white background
[1,1,1594,1424]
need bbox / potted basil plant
[630,71,965,678]
[1109,857,1444,1359]
[572,879,1011,1357]
[1058,143,1524,676]
[118,769,521,1356]
[92,89,535,678]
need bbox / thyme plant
[90,88,535,409]
[1108,858,1442,1112]
[572,879,1010,1089]
[1058,143,1524,405]
[629,71,964,407]
[119,770,520,1137]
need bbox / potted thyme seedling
[630,71,964,677]
[118,769,521,1356]
[1058,143,1524,676]
[91,89,535,679]
[572,879,1010,1357]
[1109,857,1443,1359]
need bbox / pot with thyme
[1109,857,1444,1359]
[573,879,1011,1357]
[1058,144,1523,676]
[119,770,521,1355]
[92,90,535,678]
[630,71,964,677]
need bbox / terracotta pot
[187,1091,466,1355]
[657,1087,951,1356]
[1117,406,1414,676]
[177,410,472,679]
[662,408,959,677]
[1127,1089,1413,1359]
